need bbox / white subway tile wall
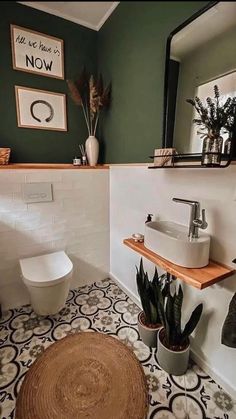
[110,165,236,400]
[0,170,109,310]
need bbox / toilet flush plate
[23,182,53,203]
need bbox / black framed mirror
[162,1,236,161]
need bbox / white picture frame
[11,24,64,79]
[15,86,67,131]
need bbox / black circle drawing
[30,100,54,123]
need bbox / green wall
[98,1,207,163]
[0,1,97,163]
[1,1,208,163]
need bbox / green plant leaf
[162,281,170,298]
[166,294,174,326]
[139,258,145,279]
[136,259,158,324]
[153,267,159,283]
[181,303,203,344]
[156,282,166,329]
[173,285,183,337]
[151,279,161,324]
[166,294,174,346]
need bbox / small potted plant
[136,258,169,348]
[186,85,236,166]
[157,284,203,375]
[67,68,111,166]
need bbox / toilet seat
[19,251,73,288]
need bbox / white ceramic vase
[85,135,99,166]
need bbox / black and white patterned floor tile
[0,278,235,418]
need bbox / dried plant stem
[93,112,100,136]
[84,102,91,135]
[90,113,93,136]
[81,103,90,134]
[79,144,86,156]
[67,71,111,137]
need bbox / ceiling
[18,2,119,31]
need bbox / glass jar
[201,134,223,167]
[211,135,223,166]
[224,136,232,155]
[201,136,212,166]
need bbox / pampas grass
[67,68,111,136]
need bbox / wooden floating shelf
[0,164,109,170]
[123,238,235,290]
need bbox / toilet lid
[20,251,73,287]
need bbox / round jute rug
[15,332,148,419]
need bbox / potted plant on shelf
[186,85,236,167]
[67,68,111,166]
[136,258,170,348]
[157,284,203,375]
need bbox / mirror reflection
[166,1,236,155]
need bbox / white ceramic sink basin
[144,221,210,268]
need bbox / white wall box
[23,182,53,203]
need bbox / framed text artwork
[15,86,67,131]
[11,25,64,79]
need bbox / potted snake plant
[136,259,169,348]
[157,284,203,375]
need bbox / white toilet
[19,251,73,316]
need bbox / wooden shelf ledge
[123,238,235,290]
[0,164,109,170]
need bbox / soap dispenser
[145,214,153,223]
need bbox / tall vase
[85,135,99,166]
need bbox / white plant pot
[137,312,161,348]
[85,135,99,166]
[157,328,190,375]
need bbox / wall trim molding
[96,2,120,30]
[110,271,236,400]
